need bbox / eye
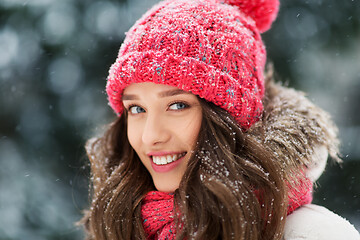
[128,105,145,114]
[169,102,189,110]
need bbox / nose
[141,112,171,146]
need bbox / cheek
[191,117,202,146]
[178,112,202,148]
[127,120,141,151]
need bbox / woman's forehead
[124,82,182,93]
[122,83,195,101]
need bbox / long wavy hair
[80,80,289,239]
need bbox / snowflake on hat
[106,0,279,130]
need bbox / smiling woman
[123,83,202,192]
[79,0,360,239]
[82,81,289,239]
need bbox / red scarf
[141,178,312,240]
[141,191,176,240]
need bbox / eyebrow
[122,89,191,101]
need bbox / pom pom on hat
[220,0,280,32]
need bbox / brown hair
[80,87,288,239]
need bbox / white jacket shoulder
[284,204,360,240]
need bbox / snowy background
[0,0,359,239]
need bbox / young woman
[81,0,360,239]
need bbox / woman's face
[122,82,202,192]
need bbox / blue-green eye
[169,102,188,110]
[129,105,145,114]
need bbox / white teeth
[152,153,186,165]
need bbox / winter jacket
[254,77,360,239]
[284,204,360,239]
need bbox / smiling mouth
[151,152,187,165]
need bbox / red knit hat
[106,0,279,130]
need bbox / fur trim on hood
[248,65,340,182]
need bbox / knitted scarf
[141,191,176,240]
[141,177,312,240]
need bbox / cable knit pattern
[141,191,176,240]
[287,175,313,215]
[106,0,280,130]
[141,179,312,239]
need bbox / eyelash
[126,101,190,115]
[168,101,190,111]
[127,104,145,114]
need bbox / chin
[154,181,179,193]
